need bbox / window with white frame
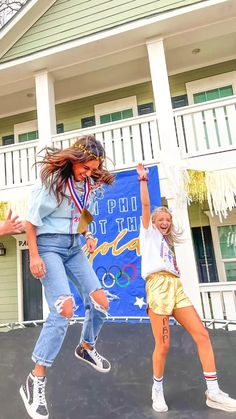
[186,71,236,105]
[217,225,236,281]
[207,209,236,282]
[14,120,38,143]
[94,96,138,125]
[13,121,64,143]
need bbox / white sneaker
[75,344,111,373]
[152,385,168,412]
[19,373,49,418]
[206,389,236,412]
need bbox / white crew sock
[153,376,164,392]
[204,371,220,394]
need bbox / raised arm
[136,163,151,229]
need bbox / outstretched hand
[0,209,24,235]
[136,163,149,179]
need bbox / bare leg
[148,308,170,378]
[173,306,236,411]
[173,306,216,372]
[34,364,46,377]
[148,308,170,412]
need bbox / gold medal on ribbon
[77,207,94,234]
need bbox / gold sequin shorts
[146,271,192,315]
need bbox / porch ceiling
[0,0,236,116]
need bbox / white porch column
[146,38,178,155]
[167,198,203,316]
[35,70,56,150]
[147,38,202,315]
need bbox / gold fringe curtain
[0,202,9,220]
[0,195,29,220]
[186,170,207,204]
[186,168,236,220]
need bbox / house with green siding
[0,0,236,325]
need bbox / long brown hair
[38,135,115,203]
[151,206,183,247]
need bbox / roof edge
[0,0,56,58]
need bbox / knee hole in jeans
[89,291,109,314]
[54,295,74,318]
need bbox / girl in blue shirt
[20,135,114,419]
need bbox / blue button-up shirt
[26,180,98,235]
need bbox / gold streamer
[186,170,207,204]
[0,202,9,220]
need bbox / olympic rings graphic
[122,264,137,280]
[102,272,115,288]
[95,264,137,288]
[115,271,130,288]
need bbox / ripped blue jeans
[32,233,106,367]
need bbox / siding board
[13,0,178,38]
[1,0,205,63]
[0,282,17,290]
[0,237,18,324]
[0,291,17,299]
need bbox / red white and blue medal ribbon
[67,176,91,213]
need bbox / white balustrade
[1,96,236,188]
[0,115,160,188]
[199,281,236,330]
[52,113,161,171]
[174,95,236,158]
[0,140,38,189]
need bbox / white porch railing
[0,139,39,190]
[174,95,236,158]
[52,113,161,171]
[199,281,236,330]
[1,96,236,189]
[0,114,161,189]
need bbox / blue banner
[73,166,161,317]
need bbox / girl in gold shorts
[137,163,236,414]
